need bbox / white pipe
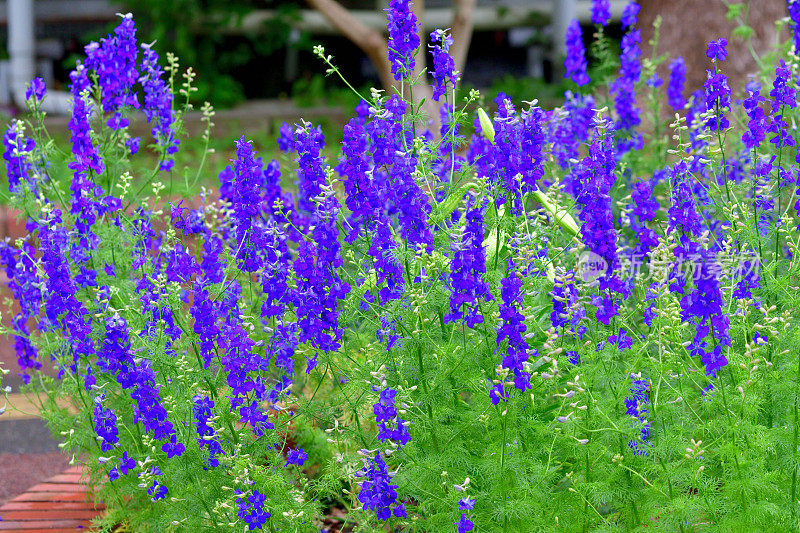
[552,0,576,61]
[8,0,35,107]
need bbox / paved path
[0,465,104,531]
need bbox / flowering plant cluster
[5,1,800,531]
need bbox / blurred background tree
[122,0,301,107]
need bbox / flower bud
[531,188,581,238]
[477,108,495,144]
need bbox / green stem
[792,350,800,517]
[500,408,509,533]
[416,346,440,453]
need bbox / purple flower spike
[386,0,420,81]
[565,20,589,86]
[26,77,46,101]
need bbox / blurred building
[0,0,625,110]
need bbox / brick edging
[0,465,104,531]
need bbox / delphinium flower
[497,258,532,391]
[376,316,401,349]
[93,396,119,452]
[624,374,651,455]
[98,313,184,454]
[164,242,200,284]
[607,328,634,350]
[573,119,624,324]
[146,467,168,501]
[367,96,403,169]
[742,81,767,150]
[489,377,510,405]
[230,137,266,272]
[25,77,46,102]
[262,160,296,224]
[482,99,547,213]
[83,14,140,130]
[393,151,435,247]
[294,121,327,215]
[374,388,411,446]
[564,20,589,86]
[68,64,103,177]
[706,38,728,61]
[292,141,351,352]
[767,61,797,223]
[216,289,270,416]
[386,0,420,81]
[285,447,308,467]
[139,42,179,170]
[2,121,37,193]
[338,107,401,302]
[193,395,224,468]
[339,118,380,241]
[630,178,660,255]
[238,396,275,438]
[791,0,800,52]
[367,217,406,303]
[108,451,136,481]
[548,92,595,172]
[703,38,731,131]
[732,253,761,299]
[0,241,42,381]
[456,496,476,532]
[643,283,658,326]
[591,0,611,26]
[667,161,703,237]
[11,315,38,382]
[39,211,94,373]
[551,268,582,331]
[259,220,294,318]
[356,450,406,520]
[367,97,434,248]
[445,195,493,328]
[667,57,687,111]
[620,1,639,26]
[126,136,140,155]
[429,28,459,101]
[68,62,120,290]
[611,3,643,153]
[646,73,662,89]
[236,489,271,530]
[137,255,183,347]
[680,246,730,377]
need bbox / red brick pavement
[0,465,103,531]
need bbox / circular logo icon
[577,251,608,282]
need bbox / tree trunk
[638,0,787,97]
[306,0,476,136]
[306,0,395,91]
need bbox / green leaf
[726,3,744,21]
[430,183,472,225]
[733,24,754,41]
[484,226,507,268]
